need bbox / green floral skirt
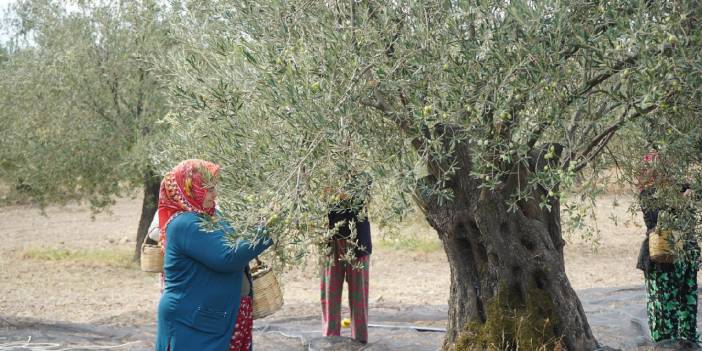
[645,259,699,343]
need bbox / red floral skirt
[229,296,253,351]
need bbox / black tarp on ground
[3,287,702,350]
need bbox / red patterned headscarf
[158,159,220,250]
[638,150,661,191]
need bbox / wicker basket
[140,241,164,273]
[649,227,675,264]
[252,260,283,319]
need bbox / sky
[0,0,15,44]
[0,0,14,15]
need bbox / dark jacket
[328,173,372,258]
[328,208,372,258]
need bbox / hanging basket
[649,227,675,264]
[140,241,163,273]
[251,259,283,319]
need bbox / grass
[377,235,443,253]
[21,247,138,269]
[376,213,443,253]
[456,285,563,351]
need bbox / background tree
[0,44,8,63]
[0,0,170,260]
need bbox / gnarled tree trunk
[416,132,597,350]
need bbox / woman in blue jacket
[155,159,272,351]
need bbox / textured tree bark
[415,131,597,350]
[133,169,161,262]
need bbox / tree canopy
[0,0,168,209]
[158,0,702,257]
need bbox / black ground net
[3,287,702,351]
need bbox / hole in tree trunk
[510,282,526,306]
[474,240,487,263]
[468,220,479,234]
[533,269,548,290]
[512,265,522,278]
[520,236,536,251]
[499,221,511,236]
[457,220,488,267]
[488,253,499,267]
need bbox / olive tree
[0,44,8,63]
[0,0,170,260]
[158,1,701,349]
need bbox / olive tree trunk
[134,169,161,262]
[415,131,597,350]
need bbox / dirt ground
[0,193,651,330]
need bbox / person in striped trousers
[321,173,372,344]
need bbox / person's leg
[646,268,676,342]
[321,243,346,337]
[346,254,370,343]
[674,259,699,342]
[229,296,254,351]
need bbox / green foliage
[455,285,561,351]
[155,0,702,267]
[0,44,8,64]
[22,246,137,269]
[0,0,169,210]
[377,212,442,253]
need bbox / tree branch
[559,18,617,61]
[361,86,434,152]
[526,122,547,149]
[385,17,404,58]
[360,87,412,133]
[571,103,657,172]
[564,55,637,108]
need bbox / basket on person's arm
[140,240,164,273]
[251,258,283,319]
[649,227,675,264]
